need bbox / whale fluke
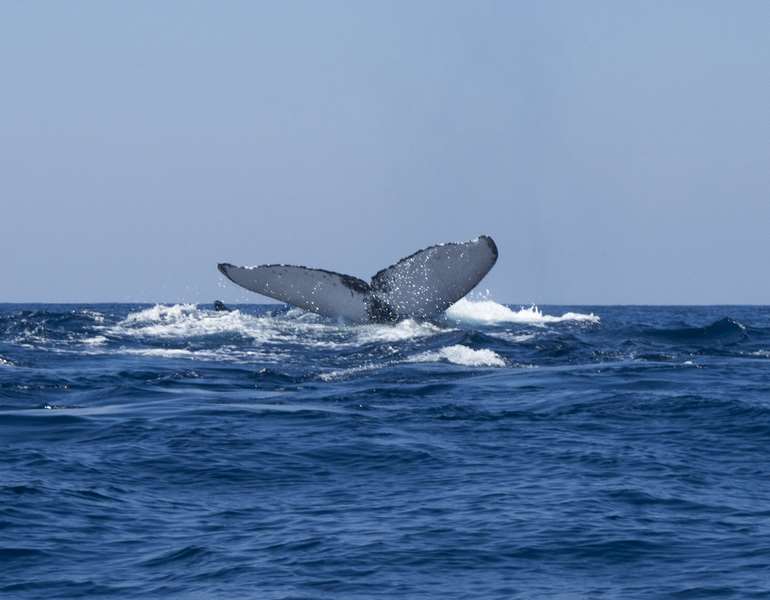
[217,263,371,322]
[218,236,498,323]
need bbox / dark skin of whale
[213,301,231,312]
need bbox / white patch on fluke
[446,298,599,325]
[409,344,505,367]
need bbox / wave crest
[409,344,505,367]
[356,319,444,344]
[446,298,599,325]
[114,305,278,341]
[111,304,446,346]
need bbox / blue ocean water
[1,300,770,599]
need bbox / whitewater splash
[47,300,604,368]
[446,298,599,325]
[321,344,506,379]
[108,300,596,343]
[112,304,285,343]
[0,300,598,370]
[106,304,445,352]
[112,300,594,342]
[409,345,506,367]
[356,319,444,344]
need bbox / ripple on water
[1,303,769,598]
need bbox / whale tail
[218,235,498,323]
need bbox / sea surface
[1,300,770,599]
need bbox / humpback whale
[218,235,498,323]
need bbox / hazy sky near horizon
[2,2,768,304]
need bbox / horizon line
[1,301,769,308]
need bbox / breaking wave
[446,298,599,325]
[108,302,589,352]
[109,304,357,349]
[0,301,608,373]
[408,344,506,367]
[356,319,444,344]
[110,304,445,348]
[113,304,283,341]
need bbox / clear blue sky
[2,2,768,304]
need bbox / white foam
[82,335,107,346]
[319,362,384,381]
[284,307,322,322]
[79,309,105,323]
[122,303,199,324]
[446,298,599,325]
[489,332,538,343]
[409,344,505,367]
[0,356,14,367]
[109,304,447,350]
[112,305,285,343]
[118,346,283,363]
[356,319,444,344]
